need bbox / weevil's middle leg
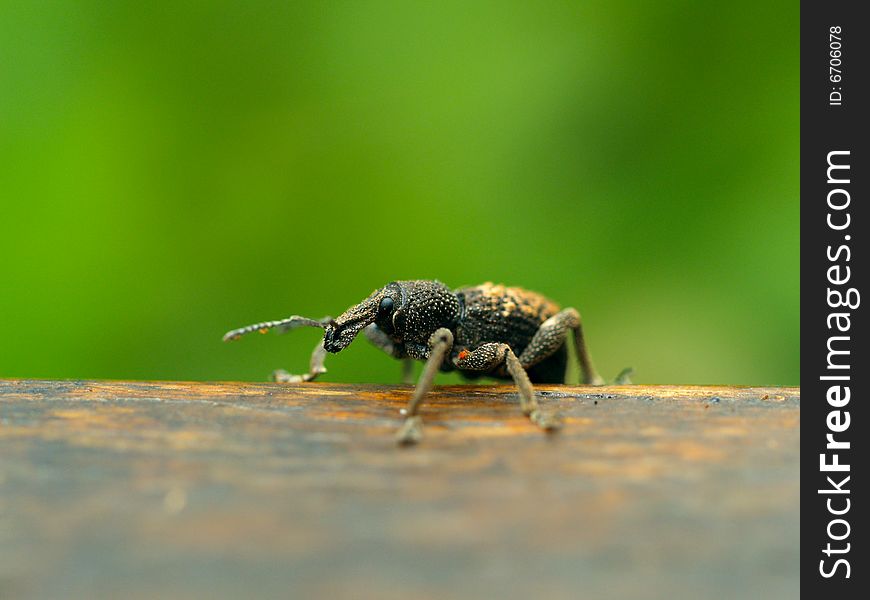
[519,308,604,385]
[272,340,328,383]
[401,359,415,385]
[362,324,414,383]
[456,343,563,431]
[396,328,454,445]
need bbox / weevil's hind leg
[396,328,454,445]
[519,308,604,385]
[456,343,563,431]
[272,340,328,383]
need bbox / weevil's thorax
[383,280,460,345]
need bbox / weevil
[224,280,628,444]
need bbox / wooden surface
[0,379,799,599]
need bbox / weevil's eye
[378,296,394,317]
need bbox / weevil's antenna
[222,316,331,342]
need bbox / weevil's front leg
[223,314,332,383]
[519,308,604,385]
[272,340,328,383]
[456,343,563,431]
[396,328,454,445]
[362,324,414,383]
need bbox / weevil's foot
[529,409,564,432]
[271,367,327,383]
[613,367,634,385]
[396,416,424,445]
[271,369,306,383]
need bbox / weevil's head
[323,280,460,352]
[322,283,401,353]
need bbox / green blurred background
[0,1,798,385]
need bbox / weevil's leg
[363,323,405,358]
[396,328,454,445]
[272,339,328,383]
[401,359,415,385]
[456,343,563,431]
[613,367,634,385]
[362,324,414,383]
[519,308,604,385]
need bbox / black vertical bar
[801,0,867,595]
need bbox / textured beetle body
[224,279,614,444]
[321,280,565,382]
[453,283,566,382]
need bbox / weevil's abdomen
[453,282,561,357]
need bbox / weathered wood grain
[0,380,799,599]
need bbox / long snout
[323,326,341,353]
[322,318,369,353]
[323,295,382,352]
